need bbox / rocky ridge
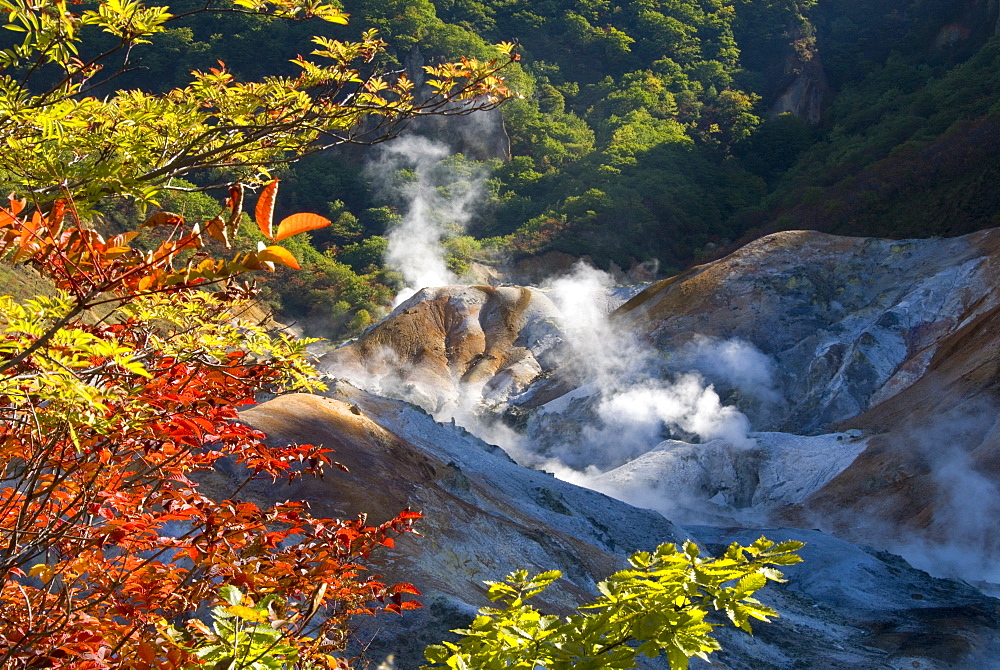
[242,227,1000,667]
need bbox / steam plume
[367,136,486,304]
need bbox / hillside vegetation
[31,0,1000,337]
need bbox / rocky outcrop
[318,285,569,414]
[769,51,829,125]
[618,229,1000,434]
[227,226,1000,665]
[931,0,1000,50]
[787,297,1000,570]
[610,228,1000,572]
[238,388,1000,669]
[766,18,830,125]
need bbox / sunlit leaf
[274,212,330,241]
[255,179,279,240]
[256,245,301,269]
[143,211,185,228]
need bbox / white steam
[368,136,486,304]
[675,335,781,408]
[595,379,752,450]
[514,263,760,484]
[880,404,1000,586]
[896,452,1000,585]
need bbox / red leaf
[255,179,278,240]
[392,583,422,596]
[274,212,330,241]
[136,641,155,664]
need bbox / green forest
[11,0,1000,337]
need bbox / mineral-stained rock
[614,228,1000,572]
[237,388,1000,669]
[617,229,1000,433]
[318,285,569,415]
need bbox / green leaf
[734,573,767,597]
[219,585,243,607]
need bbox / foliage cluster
[424,538,804,670]
[0,0,513,665]
[0,178,428,668]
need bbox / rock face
[244,227,1000,666]
[789,298,1000,576]
[613,228,1000,570]
[319,285,568,414]
[239,389,1000,669]
[591,431,868,525]
[619,229,1000,433]
[769,53,830,125]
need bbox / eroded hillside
[242,227,1000,667]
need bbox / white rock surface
[291,228,1000,666]
[590,431,868,524]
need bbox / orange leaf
[256,245,300,270]
[12,211,41,262]
[8,194,24,215]
[136,641,155,664]
[106,231,139,258]
[226,183,244,228]
[255,180,279,240]
[204,216,227,245]
[50,199,66,225]
[393,583,422,596]
[143,211,185,228]
[274,212,330,241]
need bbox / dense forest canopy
[9,0,1000,338]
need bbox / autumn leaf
[227,605,266,622]
[256,245,301,270]
[143,211,185,228]
[274,212,330,241]
[255,179,279,240]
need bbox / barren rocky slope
[617,228,1000,432]
[613,229,1000,574]
[240,390,999,669]
[241,228,1000,667]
